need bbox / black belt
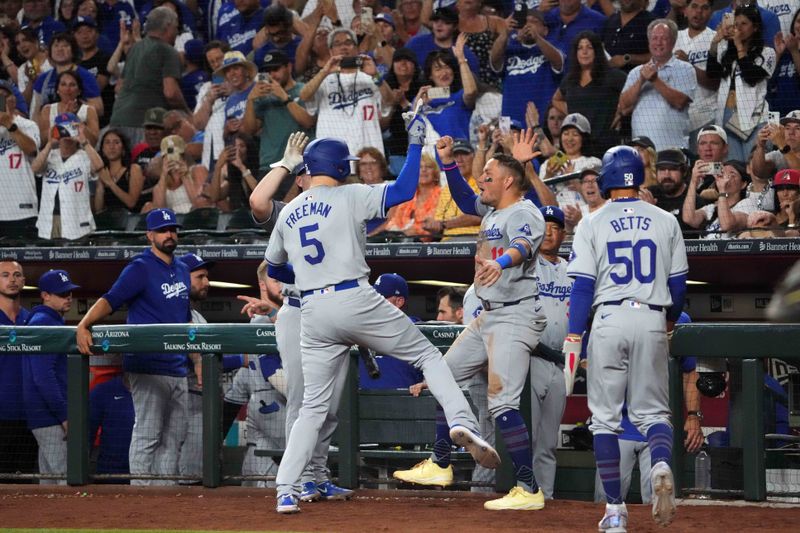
[300,279,360,298]
[285,297,301,308]
[479,295,538,312]
[601,300,664,312]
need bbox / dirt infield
[1,485,798,532]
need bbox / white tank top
[165,185,193,214]
[48,103,90,128]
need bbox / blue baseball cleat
[317,480,354,500]
[299,481,321,502]
[276,493,299,514]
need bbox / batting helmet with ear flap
[598,145,644,195]
[696,372,727,397]
[767,259,800,322]
[303,138,359,181]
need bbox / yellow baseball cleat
[392,458,454,487]
[483,486,545,511]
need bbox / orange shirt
[386,185,442,237]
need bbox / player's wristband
[496,254,513,269]
[441,161,457,171]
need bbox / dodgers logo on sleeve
[518,223,532,236]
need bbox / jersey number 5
[607,239,656,284]
[299,223,325,265]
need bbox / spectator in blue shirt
[252,4,302,67]
[544,0,607,57]
[217,0,265,56]
[96,0,136,51]
[20,0,67,46]
[216,50,255,137]
[490,10,564,129]
[180,38,210,110]
[22,269,81,485]
[76,208,191,485]
[0,261,38,480]
[405,7,480,76]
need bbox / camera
[340,56,364,69]
[513,2,528,27]
[257,72,271,83]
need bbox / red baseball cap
[773,169,800,188]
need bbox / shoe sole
[276,504,300,514]
[450,427,501,469]
[299,493,321,503]
[320,492,353,501]
[598,524,626,533]
[652,468,676,527]
[392,473,453,487]
[483,501,545,511]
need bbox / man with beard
[645,148,694,235]
[77,208,191,485]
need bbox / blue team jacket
[21,305,67,430]
[89,376,134,475]
[103,249,191,376]
[0,307,30,421]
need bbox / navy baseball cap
[38,270,80,294]
[452,138,474,154]
[373,273,409,299]
[374,12,395,29]
[539,206,565,228]
[179,253,215,271]
[72,16,97,30]
[146,208,182,231]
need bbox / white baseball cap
[780,110,800,125]
[561,113,591,135]
[697,125,728,144]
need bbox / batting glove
[562,334,582,396]
[403,101,427,146]
[270,131,308,171]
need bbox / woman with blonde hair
[385,152,441,239]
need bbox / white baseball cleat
[650,461,676,527]
[449,425,501,469]
[598,503,628,532]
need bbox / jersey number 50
[607,239,656,284]
[299,223,325,265]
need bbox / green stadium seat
[93,208,131,232]
[182,207,220,231]
[224,207,260,231]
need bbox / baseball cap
[580,164,601,178]
[54,112,79,138]
[656,148,688,168]
[773,168,800,188]
[561,113,591,134]
[539,205,565,228]
[373,273,409,299]
[697,125,728,144]
[183,39,205,68]
[0,79,14,95]
[510,119,524,131]
[38,269,80,294]
[71,16,97,30]
[374,12,395,29]
[292,162,307,176]
[260,49,290,71]
[179,253,216,271]
[430,6,458,24]
[452,138,474,154]
[143,107,167,128]
[146,208,182,231]
[629,136,655,151]
[780,110,800,126]
[392,47,417,64]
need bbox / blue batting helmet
[303,138,358,181]
[598,145,644,195]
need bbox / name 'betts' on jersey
[474,198,545,303]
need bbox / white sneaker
[650,461,676,527]
[449,425,501,469]
[598,503,627,532]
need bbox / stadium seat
[182,207,220,231]
[0,216,38,242]
[224,207,260,231]
[93,208,131,232]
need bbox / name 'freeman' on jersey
[284,200,333,229]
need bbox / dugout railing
[0,322,795,501]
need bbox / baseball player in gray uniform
[395,133,547,511]
[563,146,688,531]
[265,118,499,514]
[249,133,353,502]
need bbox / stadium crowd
[0,0,797,241]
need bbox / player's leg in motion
[349,288,498,468]
[482,302,546,510]
[529,356,567,499]
[627,309,675,527]
[586,314,629,531]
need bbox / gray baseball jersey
[567,201,688,307]
[474,199,545,303]
[265,184,388,291]
[535,256,572,350]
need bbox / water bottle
[694,450,711,496]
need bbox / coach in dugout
[76,207,191,486]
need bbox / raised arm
[249,132,309,221]
[436,135,479,215]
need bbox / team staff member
[563,146,687,531]
[0,261,38,479]
[76,208,191,486]
[22,269,80,485]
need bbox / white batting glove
[562,334,582,396]
[270,131,309,171]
